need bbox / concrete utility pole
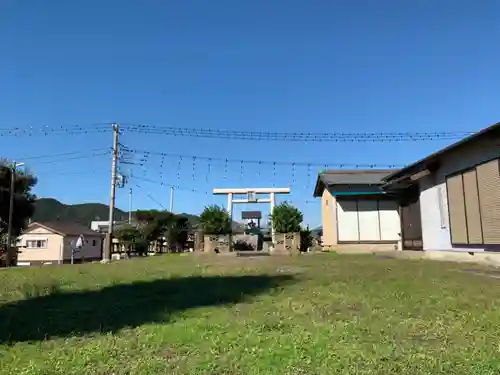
[6,161,24,267]
[128,187,132,224]
[169,186,174,212]
[103,123,119,262]
[7,162,24,267]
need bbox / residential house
[17,221,104,265]
[90,220,128,233]
[313,170,401,251]
[382,121,500,258]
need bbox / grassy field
[1,253,500,375]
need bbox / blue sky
[1,0,499,227]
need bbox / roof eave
[383,121,500,183]
[27,222,65,236]
[312,176,325,197]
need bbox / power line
[120,123,473,142]
[132,181,167,209]
[39,170,101,177]
[0,123,112,137]
[121,146,403,169]
[129,175,210,195]
[0,122,475,142]
[31,150,110,165]
[16,148,110,161]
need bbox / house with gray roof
[382,121,500,258]
[313,170,401,251]
[314,121,500,260]
[17,221,104,266]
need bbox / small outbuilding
[313,170,401,251]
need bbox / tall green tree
[199,205,232,235]
[0,162,37,265]
[137,210,173,252]
[270,202,303,233]
[133,209,190,252]
[164,216,189,252]
[114,224,142,256]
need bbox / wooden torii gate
[212,187,291,243]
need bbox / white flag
[75,235,84,249]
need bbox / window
[446,158,500,245]
[92,239,96,246]
[336,199,399,242]
[26,240,47,249]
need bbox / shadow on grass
[0,274,293,344]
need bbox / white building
[383,121,500,254]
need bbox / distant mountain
[32,198,128,226]
[32,198,245,231]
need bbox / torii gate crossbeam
[212,187,291,243]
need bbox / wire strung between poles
[120,123,473,142]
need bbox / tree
[114,225,142,256]
[164,216,189,252]
[115,210,194,255]
[134,210,174,253]
[300,228,313,252]
[134,209,172,223]
[0,162,37,266]
[199,205,231,235]
[133,209,191,253]
[270,202,303,233]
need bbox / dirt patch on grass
[463,268,500,279]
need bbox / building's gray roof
[28,221,103,236]
[383,121,500,183]
[313,169,396,197]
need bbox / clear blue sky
[1,0,499,227]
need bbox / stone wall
[203,234,232,253]
[273,233,300,255]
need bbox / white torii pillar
[213,187,291,244]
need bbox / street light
[6,161,24,267]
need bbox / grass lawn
[1,253,500,375]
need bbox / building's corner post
[59,242,63,264]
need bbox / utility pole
[169,186,174,212]
[103,123,119,263]
[128,187,132,224]
[6,161,24,267]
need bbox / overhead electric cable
[0,123,112,137]
[132,181,167,209]
[121,146,404,169]
[120,123,473,142]
[130,175,210,195]
[17,148,110,161]
[32,151,110,165]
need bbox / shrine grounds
[1,253,499,375]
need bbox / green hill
[32,198,129,226]
[31,198,243,231]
